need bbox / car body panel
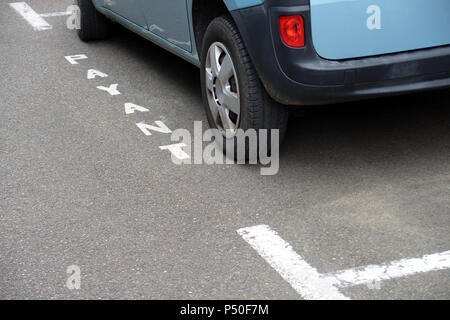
[223,0,265,11]
[101,0,147,27]
[310,0,450,60]
[91,0,267,63]
[138,0,193,52]
[92,0,200,65]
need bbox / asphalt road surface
[1,0,449,299]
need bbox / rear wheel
[76,0,112,41]
[200,16,288,159]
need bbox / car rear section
[230,0,450,105]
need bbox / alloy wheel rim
[205,42,240,138]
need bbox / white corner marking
[238,225,450,300]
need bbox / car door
[103,0,147,28]
[138,0,192,52]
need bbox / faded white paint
[9,2,52,31]
[97,84,121,96]
[87,69,108,80]
[136,121,172,136]
[332,250,450,288]
[65,54,87,65]
[124,103,149,115]
[159,143,190,160]
[40,11,71,17]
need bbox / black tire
[76,0,112,41]
[200,15,288,159]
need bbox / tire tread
[77,0,112,41]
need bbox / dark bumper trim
[231,4,450,105]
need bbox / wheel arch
[191,0,263,59]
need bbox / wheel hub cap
[205,42,240,137]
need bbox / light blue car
[76,0,450,146]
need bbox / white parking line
[237,225,450,300]
[39,12,71,18]
[9,2,52,31]
[237,225,349,300]
[331,250,450,288]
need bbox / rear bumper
[231,2,450,105]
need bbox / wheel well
[192,0,230,56]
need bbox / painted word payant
[64,54,188,161]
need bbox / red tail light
[279,15,305,48]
